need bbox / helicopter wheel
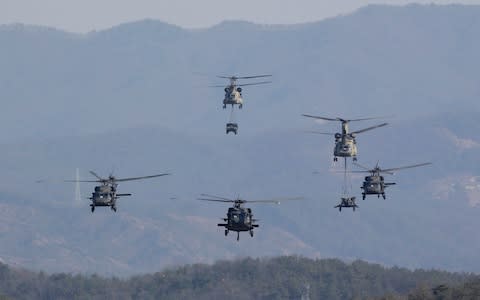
[362,194,365,200]
[377,194,380,198]
[237,232,240,241]
[382,194,386,200]
[223,105,226,109]
[225,229,228,236]
[250,230,254,237]
[353,157,357,161]
[91,205,95,213]
[353,206,356,211]
[333,157,337,162]
[111,206,117,212]
[339,207,342,212]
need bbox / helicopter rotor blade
[381,162,432,173]
[114,173,171,182]
[303,115,389,123]
[353,162,371,171]
[350,123,388,135]
[64,180,103,183]
[304,130,335,135]
[247,197,304,204]
[301,114,338,121]
[89,171,104,181]
[236,74,272,79]
[217,75,272,79]
[237,81,272,87]
[208,85,228,88]
[199,194,235,201]
[198,198,235,203]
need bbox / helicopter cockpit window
[232,214,240,223]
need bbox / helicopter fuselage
[217,206,259,240]
[223,85,243,108]
[361,175,395,199]
[334,136,357,160]
[89,184,131,212]
[91,185,116,206]
[220,207,257,232]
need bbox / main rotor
[66,170,171,186]
[353,162,432,176]
[302,114,388,136]
[198,194,303,208]
[211,74,272,87]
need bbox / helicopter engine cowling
[335,133,342,139]
[224,88,229,93]
[236,87,242,93]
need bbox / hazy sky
[2,0,480,32]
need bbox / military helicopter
[302,115,388,161]
[335,196,358,211]
[198,194,302,241]
[210,75,272,109]
[353,162,431,199]
[67,171,170,212]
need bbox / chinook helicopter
[198,194,302,241]
[67,171,170,212]
[353,162,431,199]
[302,115,388,161]
[210,75,272,109]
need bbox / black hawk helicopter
[198,194,302,241]
[67,171,170,212]
[302,115,388,161]
[210,75,272,109]
[353,162,431,199]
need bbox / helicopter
[353,162,431,199]
[335,196,359,211]
[198,194,302,241]
[210,75,272,109]
[67,171,171,212]
[302,115,388,161]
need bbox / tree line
[0,256,477,299]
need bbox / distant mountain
[0,4,480,275]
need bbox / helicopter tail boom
[116,193,132,197]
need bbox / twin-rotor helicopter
[198,194,302,241]
[67,171,170,213]
[302,115,388,162]
[210,74,272,135]
[210,75,272,109]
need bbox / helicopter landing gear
[236,232,240,241]
[111,206,117,212]
[223,104,226,109]
[382,194,386,200]
[90,205,95,213]
[339,206,342,212]
[378,194,380,198]
[353,206,356,211]
[334,157,338,162]
[239,104,243,109]
[353,156,357,161]
[225,229,228,236]
[250,230,254,237]
[362,194,366,200]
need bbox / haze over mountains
[0,4,480,275]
